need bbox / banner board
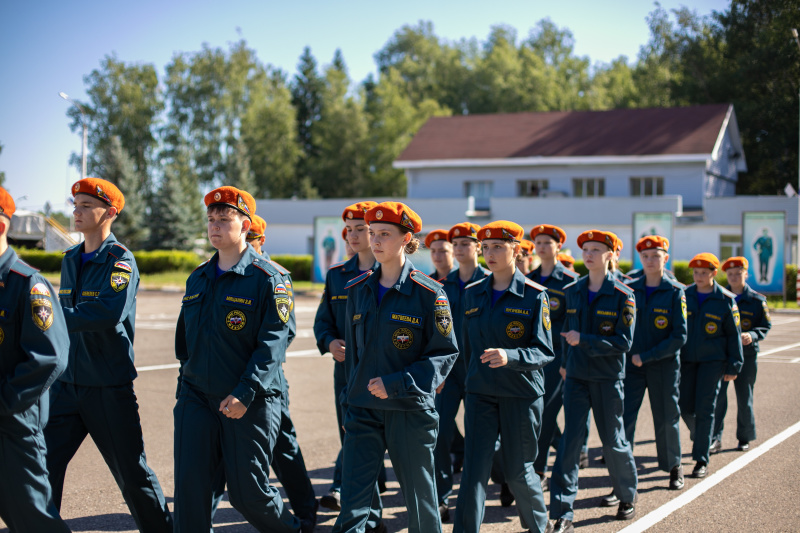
[632,212,674,271]
[742,211,785,295]
[313,216,346,283]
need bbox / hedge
[15,248,315,282]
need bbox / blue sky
[0,0,729,214]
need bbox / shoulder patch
[410,270,443,293]
[465,277,489,290]
[344,270,373,290]
[114,260,132,272]
[524,278,546,291]
[31,282,52,296]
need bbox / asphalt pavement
[2,290,799,532]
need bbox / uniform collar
[533,261,569,281]
[67,232,119,264]
[368,257,416,296]
[576,271,617,295]
[445,264,487,284]
[0,246,18,281]
[480,267,528,298]
[202,246,261,279]
[629,273,672,291]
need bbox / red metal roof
[396,104,731,161]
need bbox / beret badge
[485,229,492,238]
[375,210,383,220]
[214,192,222,201]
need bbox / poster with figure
[742,212,785,295]
[632,212,674,271]
[313,217,346,283]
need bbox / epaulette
[269,260,290,276]
[410,270,442,292]
[524,278,546,292]
[666,277,686,290]
[192,260,209,273]
[329,260,346,270]
[465,277,489,290]
[614,279,634,295]
[563,268,579,280]
[253,258,280,277]
[563,278,580,290]
[751,290,767,302]
[108,242,130,260]
[63,242,81,254]
[10,259,38,277]
[344,270,373,290]
[719,286,737,300]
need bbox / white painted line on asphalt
[758,342,800,357]
[768,317,799,326]
[619,419,800,533]
[792,357,800,363]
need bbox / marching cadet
[516,239,536,275]
[174,186,311,532]
[314,201,387,532]
[434,222,488,522]
[0,188,71,532]
[549,230,638,533]
[207,212,319,528]
[528,225,578,488]
[45,178,173,531]
[333,202,458,533]
[452,221,554,533]
[557,253,575,272]
[619,236,687,495]
[609,235,633,282]
[426,229,455,280]
[680,253,743,478]
[712,257,769,453]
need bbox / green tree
[290,47,325,195]
[98,136,148,249]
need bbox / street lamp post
[58,92,88,180]
[792,30,800,304]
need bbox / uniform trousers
[45,380,173,532]
[534,356,565,475]
[434,375,465,506]
[713,354,757,443]
[550,378,638,521]
[679,360,725,464]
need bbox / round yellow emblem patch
[705,321,718,334]
[599,320,615,336]
[226,309,246,331]
[392,327,413,349]
[742,318,752,330]
[214,192,222,201]
[654,315,668,329]
[549,297,561,311]
[506,321,525,339]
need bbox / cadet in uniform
[434,222,488,522]
[45,178,173,531]
[516,239,536,275]
[557,254,575,272]
[620,236,687,494]
[174,186,310,532]
[528,225,578,488]
[0,188,71,532]
[549,230,638,533]
[333,201,458,533]
[426,229,454,280]
[680,253,743,478]
[453,221,554,533]
[712,257,769,453]
[314,201,387,532]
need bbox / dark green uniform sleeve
[579,295,636,356]
[381,288,458,399]
[640,288,688,364]
[749,298,772,344]
[505,291,555,371]
[313,271,339,355]
[340,290,359,411]
[61,260,138,332]
[231,275,290,407]
[1,278,68,416]
[725,302,744,376]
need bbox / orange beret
[519,239,535,255]
[72,177,125,212]
[477,220,524,242]
[425,229,450,248]
[609,232,623,252]
[342,227,348,241]
[558,253,575,266]
[689,252,720,270]
[343,201,378,222]
[365,202,422,233]
[577,229,615,250]
[246,214,267,240]
[530,224,566,244]
[636,235,670,253]
[721,256,748,271]
[0,187,15,219]
[204,186,254,219]
[448,222,480,242]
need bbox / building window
[719,235,742,260]
[464,181,493,209]
[518,179,549,197]
[572,178,605,197]
[630,176,664,197]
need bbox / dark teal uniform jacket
[342,260,458,412]
[625,275,688,363]
[528,262,578,359]
[57,233,137,386]
[681,283,743,376]
[735,284,771,357]
[176,247,289,406]
[0,248,68,430]
[462,269,555,397]
[562,273,636,381]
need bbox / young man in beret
[0,188,71,532]
[680,253,743,478]
[44,178,173,531]
[712,257,769,453]
[174,186,310,532]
